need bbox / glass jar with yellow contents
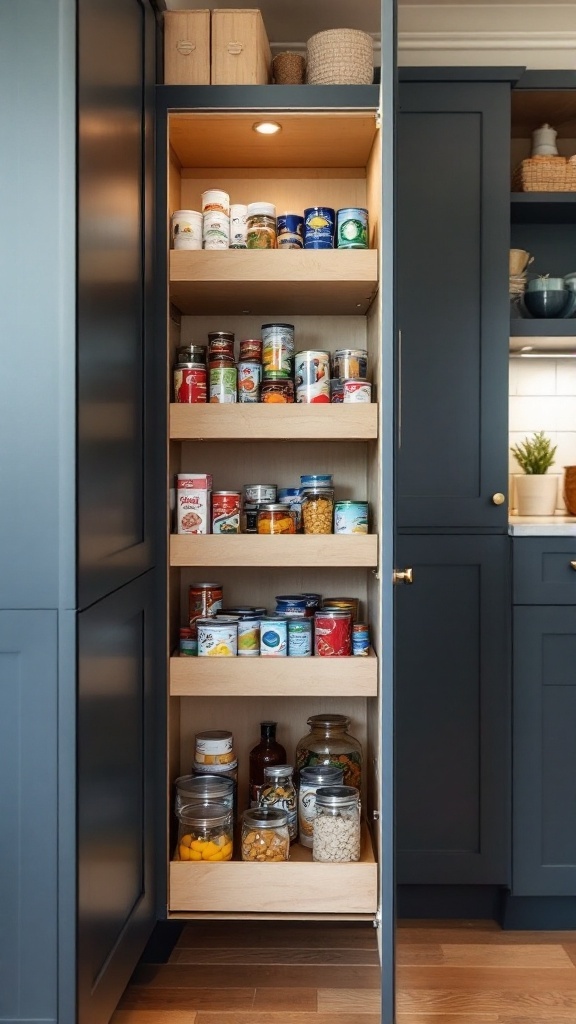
[177,802,233,862]
[257,503,296,534]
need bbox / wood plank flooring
[112,919,576,1024]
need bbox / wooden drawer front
[163,11,210,85]
[513,539,576,605]
[211,9,271,85]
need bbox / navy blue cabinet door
[396,536,511,884]
[77,571,156,1024]
[397,83,510,529]
[513,605,576,896]
[77,0,156,609]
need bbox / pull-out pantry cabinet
[156,85,394,930]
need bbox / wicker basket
[272,52,306,85]
[306,29,373,86]
[512,155,576,192]
[564,466,576,516]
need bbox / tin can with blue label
[277,213,304,249]
[260,615,288,657]
[353,623,370,656]
[276,595,308,617]
[337,207,369,249]
[304,207,335,249]
[334,500,369,535]
[288,618,313,657]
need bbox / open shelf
[169,824,377,914]
[511,193,576,224]
[169,250,378,315]
[510,319,576,339]
[170,534,379,567]
[170,403,378,441]
[170,649,378,697]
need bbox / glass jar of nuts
[313,785,361,863]
[241,807,290,862]
[300,483,334,534]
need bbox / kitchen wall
[509,357,576,512]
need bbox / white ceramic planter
[514,474,559,516]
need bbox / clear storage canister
[312,786,361,862]
[177,801,233,861]
[258,765,298,841]
[174,774,234,815]
[295,713,362,791]
[301,483,334,534]
[257,503,296,534]
[241,807,290,862]
[298,764,344,848]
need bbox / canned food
[238,360,262,403]
[177,344,207,364]
[353,623,370,656]
[176,474,212,535]
[195,730,234,765]
[298,764,344,848]
[295,350,330,404]
[333,348,368,381]
[212,491,241,534]
[201,189,230,216]
[241,502,259,533]
[188,583,223,633]
[244,483,277,504]
[323,597,360,621]
[237,617,261,657]
[301,593,322,612]
[203,212,229,249]
[343,379,371,403]
[275,595,308,617]
[257,504,296,535]
[246,202,277,248]
[300,474,333,488]
[288,618,313,657]
[334,500,369,535]
[304,206,335,249]
[260,616,288,656]
[314,610,352,657]
[230,203,248,248]
[277,213,304,249]
[208,332,235,360]
[197,617,238,657]
[179,626,197,657]
[239,338,262,362]
[209,365,237,403]
[336,207,369,249]
[261,374,294,403]
[277,488,301,531]
[171,209,203,250]
[262,323,294,376]
[330,378,344,403]
[174,362,207,403]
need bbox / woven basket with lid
[306,29,373,86]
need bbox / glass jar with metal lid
[261,374,294,404]
[177,801,233,861]
[313,785,361,862]
[174,774,234,815]
[257,503,296,534]
[241,807,290,861]
[258,765,298,841]
[246,202,277,249]
[298,764,344,848]
[301,482,334,535]
[295,713,362,790]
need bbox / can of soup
[238,360,262,403]
[262,323,294,376]
[342,379,371,403]
[288,618,313,657]
[330,379,344,403]
[336,207,369,249]
[212,491,241,534]
[304,207,335,249]
[275,595,308,617]
[352,623,370,656]
[174,362,207,403]
[333,348,368,381]
[197,617,238,657]
[244,483,277,504]
[203,211,229,249]
[210,365,237,402]
[334,500,369,535]
[294,350,330,404]
[239,338,262,362]
[260,616,288,657]
[237,616,261,657]
[188,583,223,634]
[314,610,352,657]
[277,213,304,249]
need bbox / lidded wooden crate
[163,10,211,85]
[211,9,271,85]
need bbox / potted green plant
[510,430,559,516]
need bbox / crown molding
[399,30,576,51]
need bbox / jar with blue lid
[300,474,333,488]
[304,207,335,249]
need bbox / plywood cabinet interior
[165,106,382,919]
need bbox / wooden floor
[112,918,576,1024]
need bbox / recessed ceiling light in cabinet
[253,121,282,135]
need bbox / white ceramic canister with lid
[230,204,248,248]
[201,189,230,216]
[531,123,558,157]
[172,209,203,250]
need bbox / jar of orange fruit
[257,503,296,535]
[177,802,233,862]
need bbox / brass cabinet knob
[393,568,413,585]
[570,561,576,571]
[492,493,506,506]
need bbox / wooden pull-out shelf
[169,825,377,915]
[170,534,379,567]
[170,403,378,441]
[170,649,378,697]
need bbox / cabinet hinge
[373,908,381,929]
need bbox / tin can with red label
[174,362,207,403]
[189,582,223,635]
[238,360,262,403]
[342,379,371,403]
[212,491,241,534]
[314,610,352,657]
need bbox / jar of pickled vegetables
[241,807,290,862]
[295,713,362,790]
[177,801,233,861]
[261,374,294,404]
[257,503,296,535]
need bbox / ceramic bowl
[523,287,572,318]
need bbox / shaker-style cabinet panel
[396,535,511,884]
[397,81,510,529]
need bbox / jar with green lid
[246,202,277,249]
[295,713,362,790]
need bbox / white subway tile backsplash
[556,361,576,396]
[554,397,576,432]
[513,358,557,397]
[509,395,559,432]
[553,432,576,471]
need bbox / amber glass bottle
[249,721,287,806]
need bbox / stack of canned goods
[173,327,371,405]
[171,192,369,251]
[179,584,370,658]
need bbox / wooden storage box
[163,10,210,85]
[211,9,271,85]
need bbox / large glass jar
[177,801,233,861]
[313,785,361,862]
[258,765,298,841]
[174,774,234,815]
[300,484,334,534]
[295,713,362,791]
[241,807,290,862]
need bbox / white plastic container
[203,211,229,250]
[201,189,230,216]
[230,204,248,248]
[171,209,203,250]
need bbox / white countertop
[509,515,576,536]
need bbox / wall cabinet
[513,539,576,897]
[159,87,392,928]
